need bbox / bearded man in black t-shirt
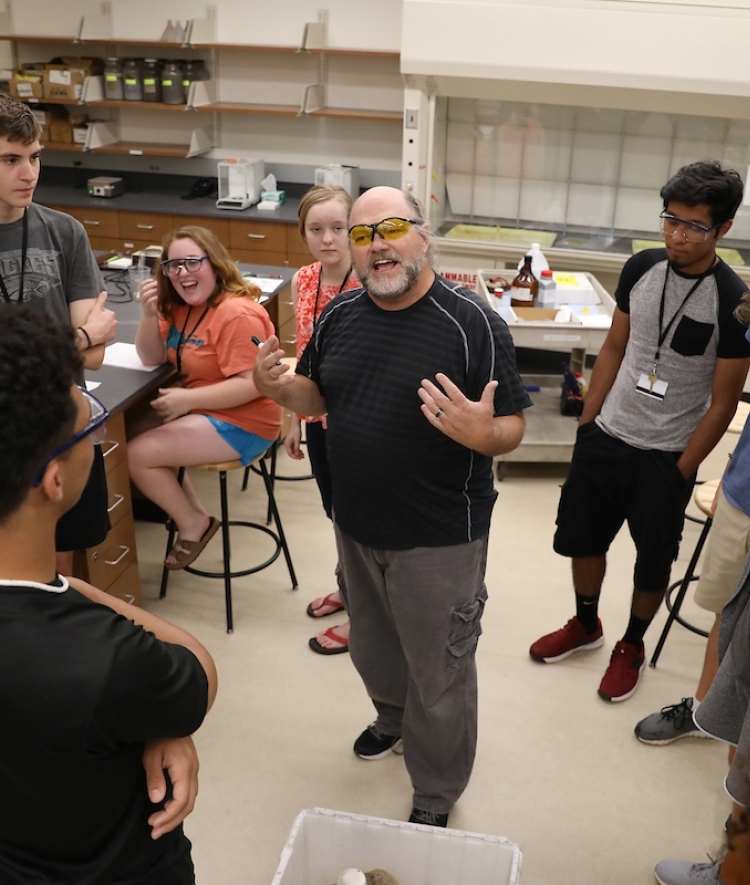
[254,186,531,827]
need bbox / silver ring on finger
[435,408,444,418]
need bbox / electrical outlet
[405,108,419,130]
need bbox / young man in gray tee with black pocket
[530,160,750,703]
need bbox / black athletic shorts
[553,421,696,592]
[55,445,111,552]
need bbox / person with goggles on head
[254,185,531,828]
[130,225,281,571]
[531,160,750,714]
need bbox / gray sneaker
[654,857,725,885]
[635,697,709,745]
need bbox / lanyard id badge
[635,264,710,403]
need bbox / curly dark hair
[0,93,42,144]
[0,305,82,522]
[661,160,744,227]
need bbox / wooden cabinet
[73,411,142,606]
[228,218,288,266]
[119,210,174,244]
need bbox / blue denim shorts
[205,416,273,466]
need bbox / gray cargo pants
[334,524,488,814]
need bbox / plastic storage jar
[103,58,124,100]
[122,59,143,101]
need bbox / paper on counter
[242,275,284,294]
[102,342,160,371]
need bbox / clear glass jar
[141,58,161,102]
[161,60,185,105]
[104,57,124,101]
[122,58,143,102]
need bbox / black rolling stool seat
[160,458,298,634]
[650,478,719,667]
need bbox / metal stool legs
[649,514,712,668]
[160,462,298,634]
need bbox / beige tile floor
[134,434,738,885]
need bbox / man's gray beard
[361,252,426,300]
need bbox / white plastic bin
[271,808,522,885]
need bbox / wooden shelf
[196,101,301,116]
[190,42,300,53]
[86,100,194,111]
[19,96,82,106]
[41,142,85,152]
[308,106,403,123]
[307,48,400,58]
[0,34,77,42]
[90,141,199,158]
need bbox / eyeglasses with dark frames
[160,255,211,277]
[32,387,109,487]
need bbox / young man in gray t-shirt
[0,94,118,574]
[530,160,750,703]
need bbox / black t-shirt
[0,578,208,885]
[298,275,532,549]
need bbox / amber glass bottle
[510,254,538,307]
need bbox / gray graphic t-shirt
[0,202,104,326]
[597,249,750,452]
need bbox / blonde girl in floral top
[284,185,360,654]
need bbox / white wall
[402,0,750,100]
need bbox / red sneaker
[598,640,645,702]
[530,617,604,663]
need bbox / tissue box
[260,190,285,204]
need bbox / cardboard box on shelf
[43,58,102,101]
[49,120,73,144]
[10,74,43,100]
[38,124,50,144]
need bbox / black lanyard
[653,263,712,369]
[176,304,209,374]
[313,264,352,326]
[0,209,28,304]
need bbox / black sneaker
[353,723,403,760]
[409,808,449,828]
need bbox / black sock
[622,613,651,648]
[575,593,600,634]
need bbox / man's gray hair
[403,191,438,268]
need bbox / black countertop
[36,183,302,224]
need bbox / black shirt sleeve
[86,615,209,752]
[715,261,750,359]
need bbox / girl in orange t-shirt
[129,225,281,570]
[284,185,360,654]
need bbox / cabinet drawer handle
[100,439,120,459]
[104,545,130,566]
[83,220,101,226]
[107,493,125,514]
[136,224,155,230]
[246,233,266,239]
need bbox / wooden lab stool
[649,479,719,667]
[160,457,298,633]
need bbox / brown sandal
[165,517,220,570]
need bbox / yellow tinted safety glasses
[348,217,419,247]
